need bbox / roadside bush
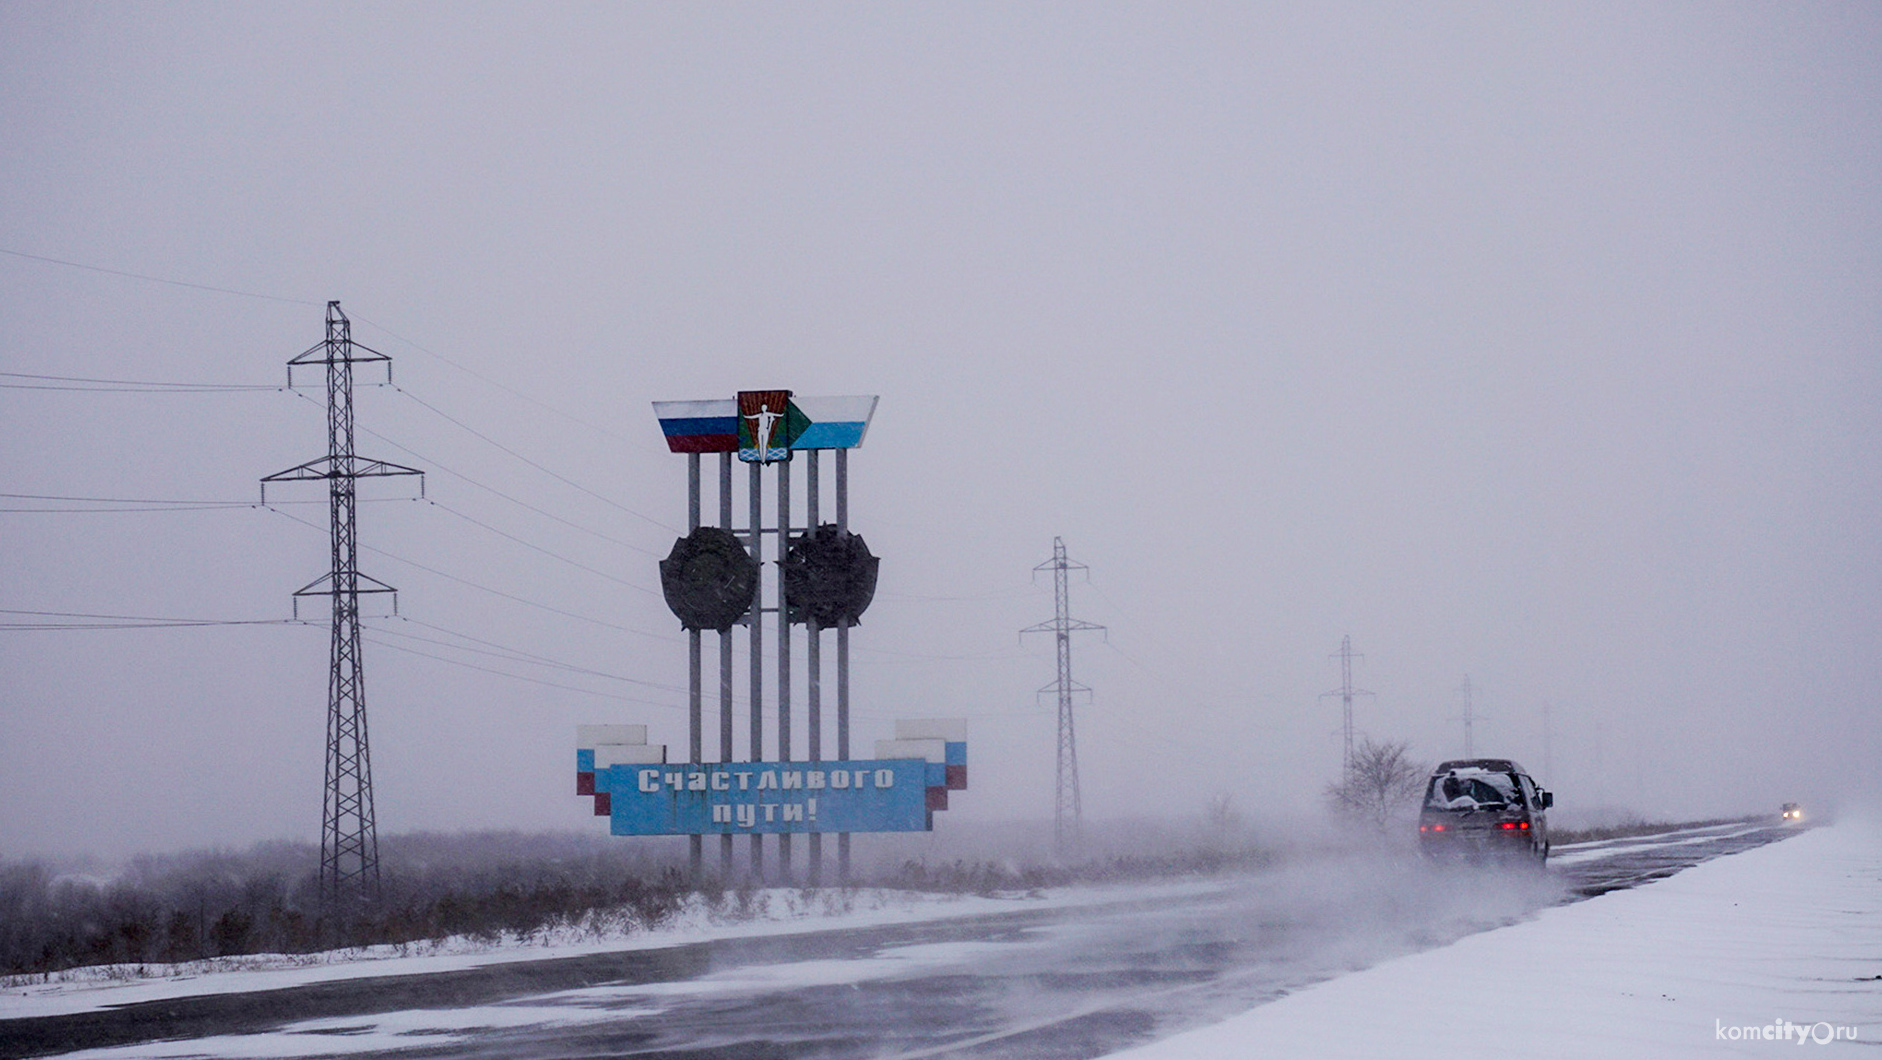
[0,828,1278,977]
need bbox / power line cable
[389,385,674,533]
[0,607,283,621]
[876,586,1044,603]
[1,504,253,513]
[425,500,659,596]
[0,247,320,306]
[1,492,254,505]
[0,244,663,530]
[366,621,914,720]
[2,620,298,630]
[264,505,678,643]
[371,617,687,693]
[363,635,685,711]
[0,492,378,507]
[288,387,662,556]
[285,393,668,593]
[0,247,656,528]
[0,492,286,514]
[0,495,395,514]
[347,314,636,446]
[364,422,656,553]
[0,607,305,630]
[0,371,280,393]
[852,643,1033,662]
[0,383,281,394]
[0,244,643,495]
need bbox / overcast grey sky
[2,2,1878,860]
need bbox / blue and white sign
[584,758,929,835]
[576,721,967,836]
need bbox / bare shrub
[1325,738,1427,833]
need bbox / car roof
[1431,758,1527,775]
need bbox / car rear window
[1425,769,1518,810]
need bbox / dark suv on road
[1417,758,1553,865]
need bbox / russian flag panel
[653,399,739,453]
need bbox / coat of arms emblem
[737,390,807,463]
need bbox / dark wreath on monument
[659,526,761,631]
[782,524,879,627]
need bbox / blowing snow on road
[6,820,1865,1059]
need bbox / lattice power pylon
[1022,538,1103,855]
[1458,674,1477,758]
[1320,634,1374,783]
[263,302,422,908]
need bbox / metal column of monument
[1023,538,1103,855]
[650,392,880,882]
[262,302,423,906]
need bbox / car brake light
[1520,821,1529,829]
[1499,822,1516,830]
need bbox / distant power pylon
[1541,700,1553,779]
[1457,674,1480,758]
[263,302,423,908]
[1022,538,1103,855]
[1320,635,1374,781]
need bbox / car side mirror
[1540,791,1554,810]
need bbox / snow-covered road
[0,820,1848,1058]
[1107,820,1880,1059]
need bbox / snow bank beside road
[0,880,1221,1021]
[1108,822,1879,1059]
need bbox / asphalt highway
[0,820,1798,1060]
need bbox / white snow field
[1107,820,1880,1059]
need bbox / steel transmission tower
[1458,674,1477,757]
[1541,699,1553,779]
[263,302,422,907]
[1022,538,1103,855]
[1319,635,1374,781]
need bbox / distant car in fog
[1781,802,1804,823]
[1417,759,1553,865]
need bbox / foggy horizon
[3,3,1878,864]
